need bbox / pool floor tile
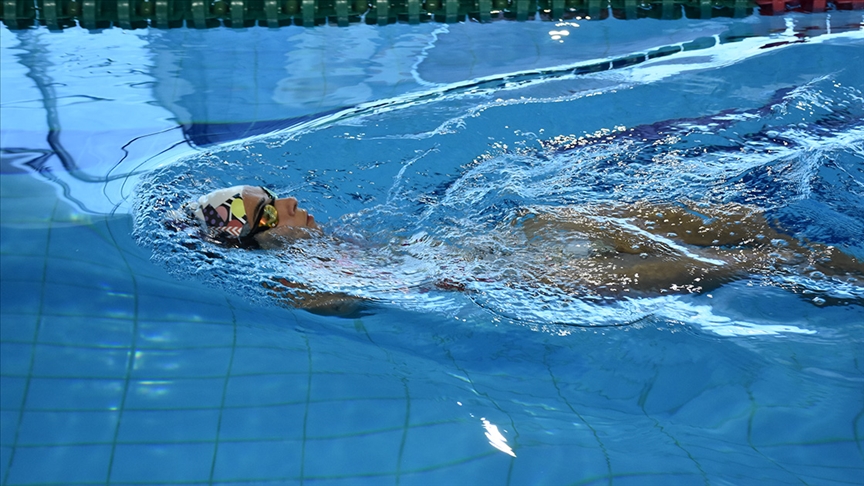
[684,442,791,479]
[749,405,859,447]
[303,429,403,479]
[24,378,125,411]
[0,343,33,377]
[0,377,26,410]
[607,446,703,479]
[669,383,751,429]
[760,441,864,475]
[309,372,407,403]
[0,446,10,483]
[211,439,302,482]
[229,344,312,376]
[0,411,19,447]
[398,421,490,473]
[0,313,38,343]
[31,344,130,379]
[0,226,49,257]
[37,314,134,348]
[609,472,708,486]
[303,475,396,486]
[508,443,611,484]
[108,442,215,484]
[0,196,59,228]
[46,225,129,269]
[0,256,46,284]
[223,373,310,408]
[4,444,113,485]
[403,397,467,426]
[136,293,238,325]
[0,282,43,317]
[797,468,864,485]
[131,347,233,379]
[116,408,221,444]
[41,282,136,320]
[216,404,307,442]
[397,452,505,485]
[305,398,406,440]
[16,410,119,446]
[44,253,134,289]
[136,320,235,349]
[125,377,226,410]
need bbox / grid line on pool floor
[207,299,238,485]
[104,212,145,486]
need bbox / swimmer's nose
[285,197,298,216]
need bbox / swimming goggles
[258,204,278,228]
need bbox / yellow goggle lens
[259,204,278,228]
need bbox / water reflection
[4,13,858,217]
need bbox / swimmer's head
[193,186,319,247]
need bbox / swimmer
[190,185,320,248]
[189,186,863,311]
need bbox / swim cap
[193,186,278,241]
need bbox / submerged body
[188,187,863,314]
[510,202,863,299]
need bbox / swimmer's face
[272,197,318,230]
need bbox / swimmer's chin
[254,225,323,250]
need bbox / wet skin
[515,202,864,298]
[272,196,318,229]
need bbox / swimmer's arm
[296,293,367,317]
[263,278,367,317]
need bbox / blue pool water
[2,11,864,485]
